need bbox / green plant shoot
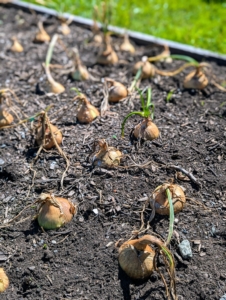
[166,188,174,246]
[121,87,154,137]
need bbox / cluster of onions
[44,34,65,94]
[35,113,62,150]
[92,139,122,168]
[0,268,9,293]
[74,93,99,123]
[152,183,186,215]
[10,37,23,53]
[71,48,89,81]
[0,91,14,128]
[96,33,118,65]
[37,193,76,230]
[120,32,135,54]
[121,87,159,141]
[118,234,176,295]
[34,21,50,43]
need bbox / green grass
[26,0,226,54]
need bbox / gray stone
[220,294,226,300]
[178,239,192,259]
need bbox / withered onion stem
[37,193,76,230]
[0,268,9,293]
[93,139,122,168]
[152,183,186,215]
[75,93,99,123]
[183,67,208,90]
[35,112,62,150]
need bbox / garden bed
[0,4,226,300]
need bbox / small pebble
[51,240,56,244]
[220,294,226,300]
[28,266,35,271]
[178,239,192,259]
[50,161,57,170]
[93,208,98,215]
[0,158,5,165]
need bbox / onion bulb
[93,139,122,168]
[119,238,154,279]
[75,94,99,123]
[35,117,62,150]
[58,19,70,35]
[34,21,50,43]
[0,268,9,293]
[183,67,208,90]
[133,59,155,79]
[133,117,159,141]
[96,34,118,65]
[0,108,13,128]
[37,193,76,230]
[43,64,65,94]
[152,183,186,215]
[71,48,89,81]
[10,37,23,53]
[120,33,135,54]
[106,79,128,102]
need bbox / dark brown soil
[1,5,226,300]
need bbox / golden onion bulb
[0,109,14,128]
[75,94,99,123]
[36,122,62,150]
[0,268,9,293]
[107,79,128,103]
[183,68,208,90]
[153,183,186,215]
[133,61,155,79]
[37,193,76,230]
[93,139,122,168]
[11,37,23,53]
[133,118,159,141]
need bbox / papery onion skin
[49,81,65,94]
[183,69,208,90]
[76,96,99,123]
[118,239,155,280]
[133,61,155,79]
[11,38,23,53]
[120,35,135,54]
[108,80,128,103]
[133,118,159,141]
[38,196,76,230]
[93,147,122,168]
[153,183,186,215]
[0,110,14,127]
[36,123,62,150]
[0,268,9,293]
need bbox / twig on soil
[0,200,39,229]
[100,79,110,116]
